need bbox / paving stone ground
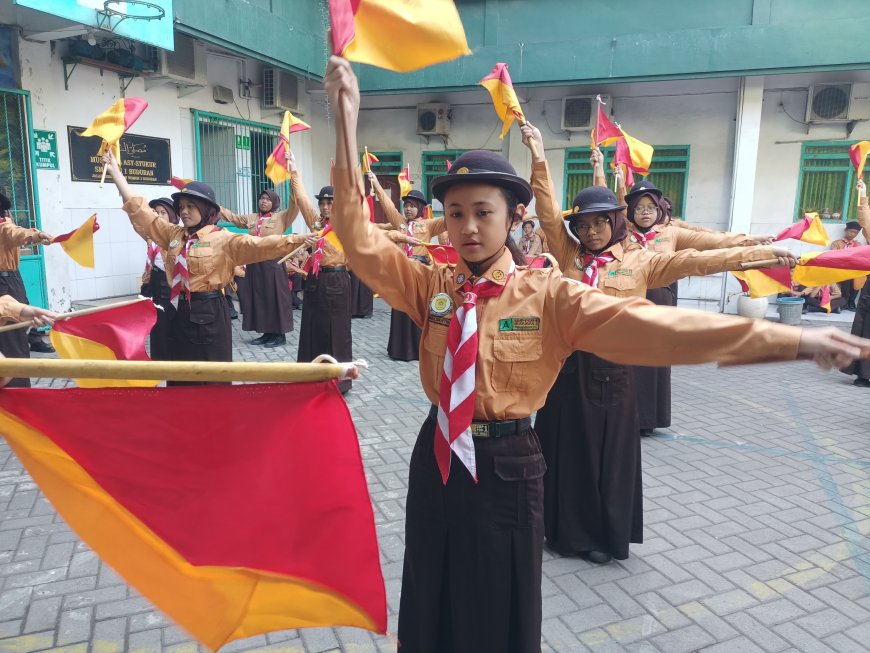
[0,298,868,652]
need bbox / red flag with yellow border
[793,245,870,286]
[774,212,829,247]
[849,141,870,179]
[479,63,525,139]
[52,214,100,268]
[81,98,148,162]
[0,382,386,650]
[362,150,380,173]
[329,0,470,72]
[591,103,622,149]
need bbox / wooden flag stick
[0,298,145,334]
[518,118,539,159]
[739,259,788,270]
[278,243,308,265]
[99,163,108,188]
[0,359,362,383]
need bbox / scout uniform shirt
[0,219,39,272]
[330,165,802,421]
[122,197,308,292]
[534,161,779,296]
[291,173,347,267]
[0,295,24,322]
[219,203,300,238]
[371,182,447,259]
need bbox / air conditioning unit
[213,85,233,105]
[805,83,870,122]
[417,103,450,136]
[152,34,207,87]
[561,95,609,132]
[263,68,301,113]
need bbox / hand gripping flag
[81,98,148,162]
[0,382,386,649]
[52,214,100,268]
[49,298,158,388]
[774,212,829,247]
[398,166,413,198]
[265,111,311,186]
[793,244,870,286]
[329,0,471,72]
[849,141,870,180]
[591,100,622,149]
[479,63,526,139]
[732,266,793,298]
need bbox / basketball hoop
[96,0,166,31]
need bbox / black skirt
[140,267,174,362]
[349,271,373,318]
[534,352,643,560]
[0,271,31,388]
[238,258,294,334]
[387,309,420,361]
[398,412,546,653]
[297,268,352,393]
[634,283,677,430]
[167,293,231,387]
[842,289,870,379]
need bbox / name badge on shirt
[607,269,633,277]
[194,241,212,248]
[498,317,541,332]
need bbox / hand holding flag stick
[0,297,145,334]
[738,247,798,270]
[80,98,148,188]
[520,122,544,163]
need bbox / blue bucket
[775,296,804,325]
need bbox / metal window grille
[366,151,403,176]
[422,150,468,210]
[0,91,37,253]
[796,143,869,222]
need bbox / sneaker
[29,340,55,353]
[250,334,270,345]
[853,377,870,388]
[264,334,287,348]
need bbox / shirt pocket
[187,245,216,280]
[491,453,547,528]
[422,324,449,390]
[491,332,543,393]
[602,274,638,293]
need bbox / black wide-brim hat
[845,221,861,230]
[171,181,220,212]
[566,186,626,218]
[431,150,532,205]
[0,191,10,213]
[625,179,663,203]
[149,197,175,213]
[402,189,427,205]
[315,186,334,200]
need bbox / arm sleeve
[290,173,319,231]
[858,197,870,242]
[275,204,301,232]
[531,160,578,272]
[122,197,183,250]
[673,228,754,250]
[0,222,38,246]
[547,272,802,366]
[332,166,433,325]
[218,208,253,230]
[0,295,23,322]
[671,219,715,233]
[225,233,308,266]
[643,245,780,289]
[422,217,447,241]
[372,182,405,230]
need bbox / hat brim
[171,191,220,212]
[431,171,533,206]
[401,194,427,205]
[565,203,627,218]
[625,188,663,203]
[315,194,334,201]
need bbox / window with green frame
[563,146,690,217]
[422,150,468,209]
[364,151,403,176]
[795,142,870,223]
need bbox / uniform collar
[583,240,624,262]
[453,248,514,289]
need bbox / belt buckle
[470,423,490,438]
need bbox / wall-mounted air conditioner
[152,34,207,87]
[263,68,302,113]
[805,83,870,122]
[561,95,610,132]
[417,103,450,136]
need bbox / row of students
[322,55,870,653]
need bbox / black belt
[319,265,347,272]
[0,271,16,277]
[428,405,531,439]
[180,290,224,301]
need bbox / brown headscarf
[260,189,281,214]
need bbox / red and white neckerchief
[434,262,515,484]
[631,229,657,249]
[255,213,270,237]
[404,220,418,257]
[579,252,616,287]
[845,239,858,249]
[170,233,198,307]
[143,241,160,276]
[309,223,332,277]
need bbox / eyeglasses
[573,218,610,234]
[634,206,658,214]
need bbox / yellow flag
[54,214,98,268]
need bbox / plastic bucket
[776,296,804,325]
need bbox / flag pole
[517,117,539,159]
[0,359,363,383]
[739,259,788,270]
[0,298,146,334]
[99,164,108,188]
[278,243,308,265]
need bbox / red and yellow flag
[81,98,148,161]
[328,0,471,72]
[774,212,829,247]
[849,141,870,180]
[820,285,832,313]
[49,298,157,388]
[616,131,654,176]
[732,266,793,298]
[0,382,386,649]
[52,214,100,268]
[479,63,525,139]
[170,176,193,190]
[362,149,380,173]
[422,243,458,265]
[398,166,413,198]
[793,245,870,286]
[591,102,622,149]
[265,111,311,186]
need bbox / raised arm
[289,167,319,231]
[591,148,607,188]
[643,245,796,290]
[122,197,183,250]
[367,172,405,230]
[857,179,869,242]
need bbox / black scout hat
[171,181,220,212]
[846,221,861,230]
[402,189,427,205]
[625,179,663,203]
[565,186,626,218]
[315,186,334,200]
[431,150,532,205]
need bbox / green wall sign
[33,129,58,170]
[235,135,250,150]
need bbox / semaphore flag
[479,63,526,139]
[81,98,148,163]
[52,214,100,268]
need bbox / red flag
[170,176,193,190]
[0,382,386,649]
[479,63,525,139]
[591,102,622,149]
[774,213,829,246]
[794,245,870,285]
[365,194,375,223]
[849,141,870,179]
[732,266,793,298]
[422,243,459,265]
[445,159,453,171]
[820,285,832,313]
[613,139,636,186]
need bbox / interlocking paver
[0,306,867,651]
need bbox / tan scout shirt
[0,295,23,322]
[371,182,447,258]
[0,219,39,272]
[291,173,347,267]
[858,197,870,241]
[533,161,779,294]
[219,203,300,238]
[123,197,308,292]
[331,166,801,421]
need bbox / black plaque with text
[67,126,172,185]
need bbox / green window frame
[422,150,468,209]
[794,141,869,223]
[563,145,691,218]
[365,151,403,176]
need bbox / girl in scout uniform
[0,295,57,388]
[0,191,54,387]
[323,56,870,653]
[103,151,312,384]
[219,189,299,348]
[525,122,796,565]
[368,172,449,361]
[138,198,177,361]
[842,179,870,387]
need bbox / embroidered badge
[194,241,211,248]
[169,239,179,248]
[429,293,453,316]
[499,317,541,332]
[456,273,466,284]
[607,269,633,277]
[491,269,505,281]
[455,167,470,174]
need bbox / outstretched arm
[643,245,797,289]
